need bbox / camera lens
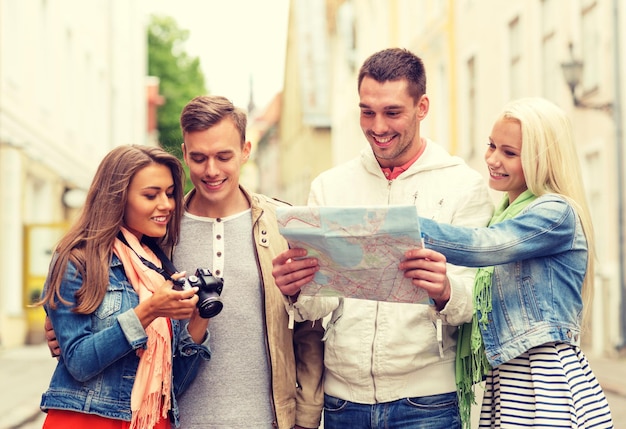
[197,297,223,318]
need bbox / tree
[148,15,207,161]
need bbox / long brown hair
[38,145,184,314]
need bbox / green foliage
[148,14,207,167]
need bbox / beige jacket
[180,187,324,429]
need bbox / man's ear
[417,94,430,120]
[181,142,190,166]
[242,141,252,161]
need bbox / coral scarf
[113,227,172,429]
[455,190,537,429]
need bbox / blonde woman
[403,97,614,428]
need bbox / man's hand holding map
[275,205,430,304]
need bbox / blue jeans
[323,392,461,429]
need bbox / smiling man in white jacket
[272,48,494,429]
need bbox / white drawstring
[436,318,444,358]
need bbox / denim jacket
[420,194,586,366]
[40,254,211,427]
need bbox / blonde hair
[39,145,185,314]
[499,97,595,326]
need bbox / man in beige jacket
[46,95,324,429]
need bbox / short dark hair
[180,95,247,144]
[357,48,427,102]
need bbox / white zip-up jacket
[292,140,494,404]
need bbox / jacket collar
[360,138,465,178]
[183,185,263,225]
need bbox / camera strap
[116,231,178,282]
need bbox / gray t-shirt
[174,210,274,428]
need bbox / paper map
[276,205,429,304]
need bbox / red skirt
[43,409,171,429]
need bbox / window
[465,56,477,159]
[581,2,600,93]
[508,16,522,99]
[540,0,559,101]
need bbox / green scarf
[456,190,537,429]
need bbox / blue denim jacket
[40,254,211,427]
[420,194,586,366]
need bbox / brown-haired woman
[38,145,210,429]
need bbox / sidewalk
[0,343,56,429]
[0,343,624,429]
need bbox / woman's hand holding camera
[134,276,199,329]
[44,275,209,358]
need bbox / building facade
[0,0,148,346]
[278,0,333,205]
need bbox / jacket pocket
[94,283,125,319]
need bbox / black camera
[174,268,224,318]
